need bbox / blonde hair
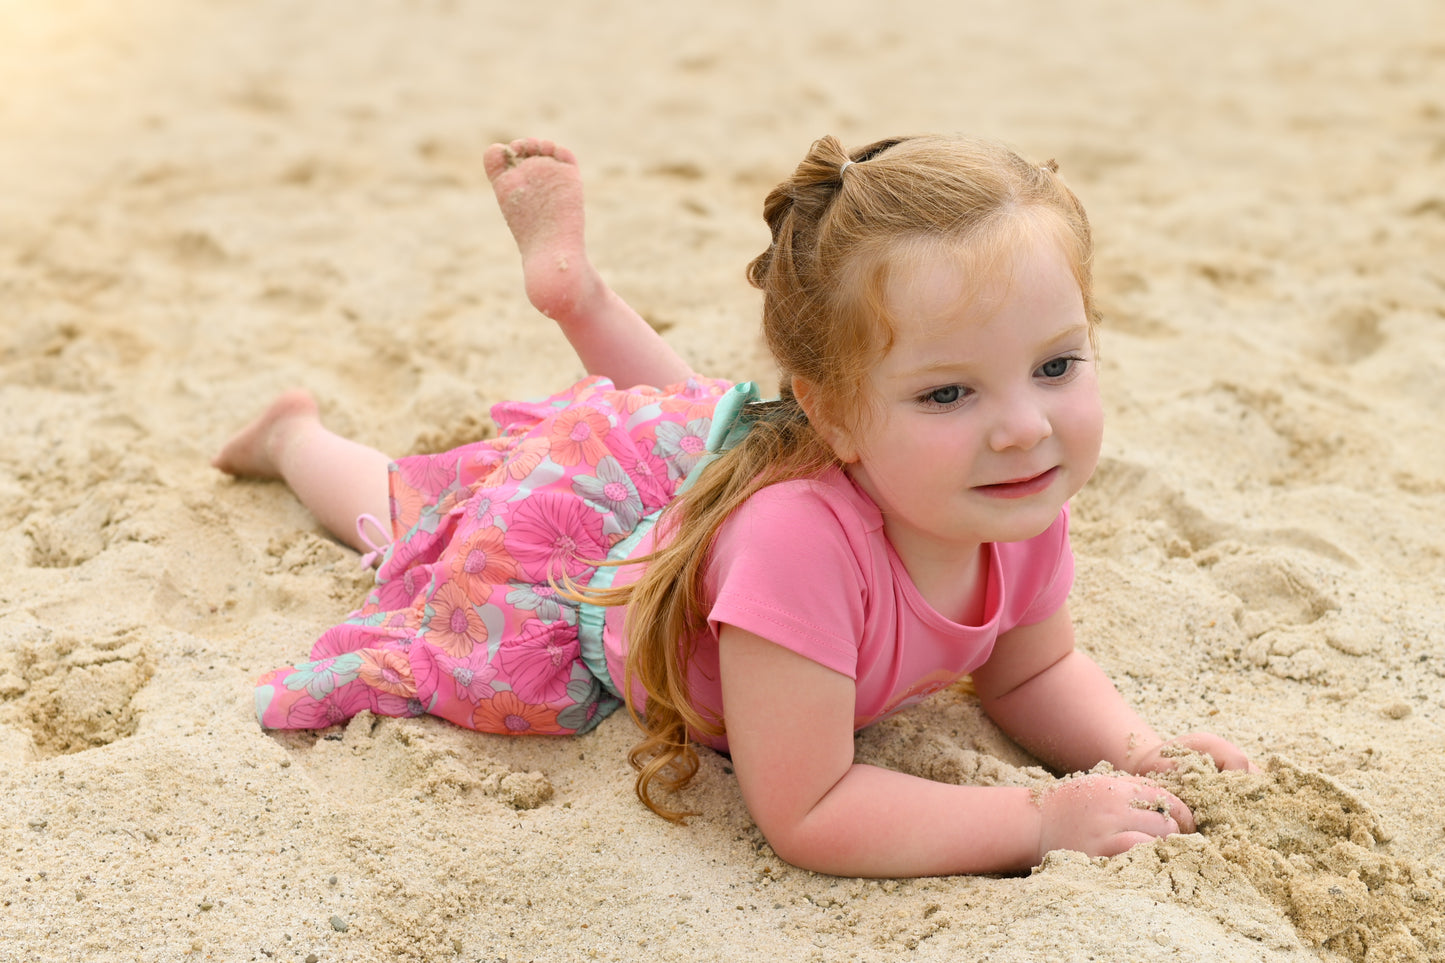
[596,134,1098,821]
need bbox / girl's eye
[920,385,968,408]
[1038,356,1079,379]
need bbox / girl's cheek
[1062,388,1106,455]
[1083,405,1106,460]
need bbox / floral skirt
[254,375,732,735]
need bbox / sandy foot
[212,388,320,479]
[484,137,602,323]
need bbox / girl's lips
[975,466,1059,499]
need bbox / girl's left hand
[1127,732,1259,775]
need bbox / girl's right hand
[1036,772,1195,861]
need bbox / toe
[483,142,516,180]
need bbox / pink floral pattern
[503,436,550,481]
[448,526,518,598]
[498,619,581,704]
[548,407,612,466]
[357,647,417,698]
[472,690,565,735]
[254,375,731,736]
[397,448,462,498]
[504,494,609,583]
[423,581,489,658]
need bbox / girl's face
[837,232,1103,571]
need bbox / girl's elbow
[761,828,820,871]
[752,813,858,875]
[749,812,811,868]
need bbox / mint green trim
[576,507,661,700]
[706,381,763,452]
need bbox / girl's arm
[718,624,1194,878]
[971,604,1255,775]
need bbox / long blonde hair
[594,134,1098,821]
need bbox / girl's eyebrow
[1040,322,1091,349]
[893,322,1091,380]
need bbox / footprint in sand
[1078,457,1354,567]
[0,617,154,758]
[24,498,115,568]
[1199,380,1386,487]
[1209,552,1338,638]
[1073,457,1230,559]
[1310,304,1387,366]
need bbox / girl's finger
[1103,830,1159,857]
[1127,790,1193,835]
[1159,792,1195,833]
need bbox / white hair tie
[839,160,853,176]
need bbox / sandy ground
[2,1,1443,960]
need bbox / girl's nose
[987,396,1052,452]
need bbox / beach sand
[2,1,1443,960]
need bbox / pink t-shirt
[602,467,1074,751]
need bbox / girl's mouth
[975,467,1058,499]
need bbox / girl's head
[746,134,1098,446]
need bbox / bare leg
[484,137,695,388]
[213,389,390,554]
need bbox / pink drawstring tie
[355,513,390,569]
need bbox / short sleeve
[706,482,870,680]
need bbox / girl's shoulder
[731,466,883,535]
[712,468,883,595]
[706,468,880,664]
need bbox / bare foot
[484,137,696,387]
[484,137,605,324]
[213,388,321,478]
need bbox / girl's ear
[791,375,860,464]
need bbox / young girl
[217,135,1255,878]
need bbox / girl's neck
[883,528,989,626]
[861,508,988,621]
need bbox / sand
[1,0,1443,960]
